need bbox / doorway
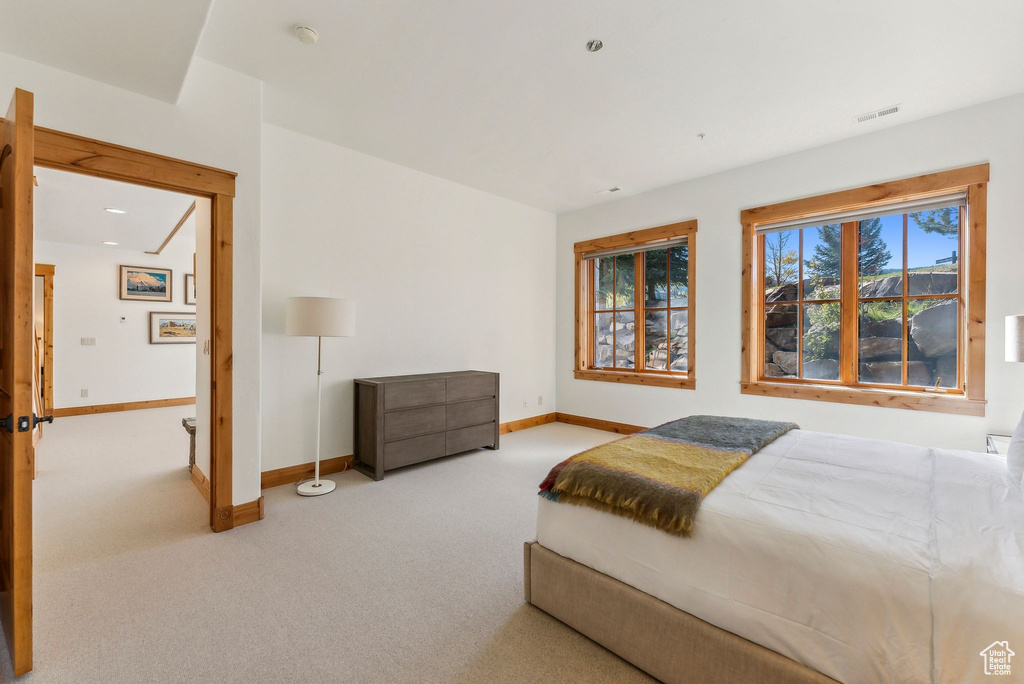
[0,87,240,677]
[30,125,238,531]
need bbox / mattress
[536,429,1024,684]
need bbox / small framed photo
[150,312,197,344]
[185,273,196,305]
[120,265,172,302]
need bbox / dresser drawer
[385,379,446,410]
[384,433,445,470]
[446,374,496,402]
[384,405,445,442]
[445,423,495,456]
[446,398,496,430]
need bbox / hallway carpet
[0,407,651,683]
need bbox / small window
[741,165,987,415]
[574,221,696,389]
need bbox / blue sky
[798,211,959,274]
[879,212,959,271]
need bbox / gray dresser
[353,371,499,480]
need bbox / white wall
[193,199,212,481]
[556,93,1024,452]
[260,123,556,472]
[35,233,196,408]
[0,52,263,505]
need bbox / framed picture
[150,312,197,344]
[185,273,196,305]
[120,265,172,302]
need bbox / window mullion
[901,213,909,387]
[611,258,617,369]
[840,221,858,384]
[635,252,645,371]
[797,230,804,379]
[587,258,595,369]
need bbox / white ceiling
[3,1,1023,212]
[0,0,213,101]
[34,167,196,252]
[196,0,1024,212]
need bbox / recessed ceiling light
[102,241,119,246]
[103,208,126,214]
[294,25,319,45]
[585,39,603,53]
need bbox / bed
[526,428,1024,683]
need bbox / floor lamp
[286,296,355,497]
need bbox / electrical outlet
[80,337,96,346]
[521,399,527,409]
[119,316,126,323]
[80,389,89,398]
[538,395,543,406]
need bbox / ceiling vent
[855,104,901,124]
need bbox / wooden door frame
[24,124,237,532]
[34,264,53,418]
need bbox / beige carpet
[0,407,652,683]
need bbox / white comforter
[535,429,1024,683]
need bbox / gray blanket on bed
[644,415,799,452]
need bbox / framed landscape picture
[150,312,197,344]
[185,273,196,305]
[120,265,172,302]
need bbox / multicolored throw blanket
[539,415,798,537]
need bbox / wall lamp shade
[286,297,355,338]
[1007,315,1024,362]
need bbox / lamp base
[297,478,336,497]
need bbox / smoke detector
[854,104,901,124]
[294,25,319,45]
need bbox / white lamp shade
[1007,315,1024,362]
[286,297,355,338]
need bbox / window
[741,165,987,415]
[574,221,696,389]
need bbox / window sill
[740,381,985,416]
[574,369,695,390]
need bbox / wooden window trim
[740,164,988,416]
[574,220,697,390]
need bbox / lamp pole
[314,334,322,487]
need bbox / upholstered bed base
[523,541,837,684]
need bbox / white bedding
[535,429,1024,683]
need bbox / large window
[574,221,696,389]
[741,165,988,415]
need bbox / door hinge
[0,415,11,433]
